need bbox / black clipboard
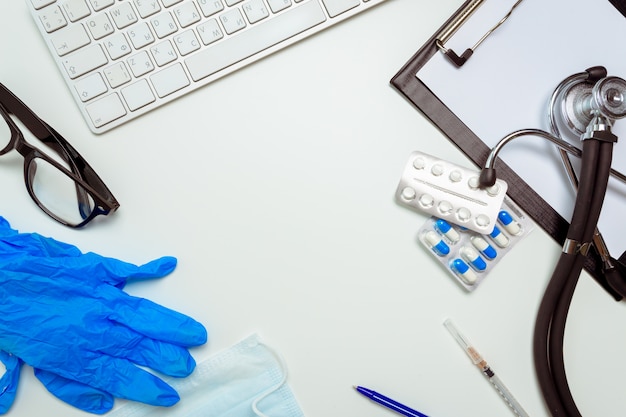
[389,0,623,299]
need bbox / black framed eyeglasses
[0,83,119,228]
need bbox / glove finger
[41,253,177,288]
[109,291,207,347]
[0,351,22,414]
[34,369,114,415]
[0,216,175,286]
[29,346,181,408]
[78,354,180,407]
[0,252,176,289]
[89,323,197,377]
[79,254,177,288]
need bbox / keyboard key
[321,0,360,17]
[121,79,156,111]
[62,44,108,79]
[88,0,115,11]
[132,0,162,18]
[50,24,91,56]
[30,0,56,10]
[150,11,179,38]
[85,13,115,39]
[110,2,138,29]
[219,8,247,34]
[127,50,155,77]
[62,0,91,22]
[173,30,201,55]
[185,0,326,81]
[149,63,190,97]
[103,62,132,88]
[150,40,178,66]
[243,0,270,24]
[197,0,224,17]
[74,72,108,102]
[162,0,184,6]
[196,18,223,45]
[103,33,132,60]
[85,93,127,127]
[127,22,156,49]
[267,0,292,13]
[172,2,202,27]
[39,5,68,33]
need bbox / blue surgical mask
[108,334,305,417]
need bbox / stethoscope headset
[478,66,626,417]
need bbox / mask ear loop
[251,342,289,417]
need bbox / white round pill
[449,170,462,182]
[413,157,426,170]
[401,187,416,201]
[475,214,490,228]
[438,200,453,215]
[419,193,434,208]
[456,207,471,222]
[431,164,444,176]
[487,183,500,196]
[468,176,480,190]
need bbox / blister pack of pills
[396,151,508,234]
[418,197,534,291]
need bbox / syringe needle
[443,319,530,417]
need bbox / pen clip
[435,0,524,67]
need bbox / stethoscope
[478,66,626,417]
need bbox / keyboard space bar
[185,0,326,82]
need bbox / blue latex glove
[0,217,207,414]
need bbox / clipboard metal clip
[435,0,524,67]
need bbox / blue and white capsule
[470,236,497,260]
[489,225,510,248]
[460,246,487,271]
[434,219,460,243]
[498,210,523,236]
[423,231,450,256]
[450,258,478,285]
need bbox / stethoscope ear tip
[479,167,497,188]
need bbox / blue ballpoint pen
[354,386,429,417]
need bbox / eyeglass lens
[28,157,96,226]
[1,114,96,226]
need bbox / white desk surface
[1,1,626,416]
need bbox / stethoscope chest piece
[561,80,594,135]
[561,75,626,135]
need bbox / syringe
[443,318,530,417]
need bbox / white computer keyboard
[27,0,388,133]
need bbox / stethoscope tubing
[533,138,614,417]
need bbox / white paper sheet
[418,0,626,255]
